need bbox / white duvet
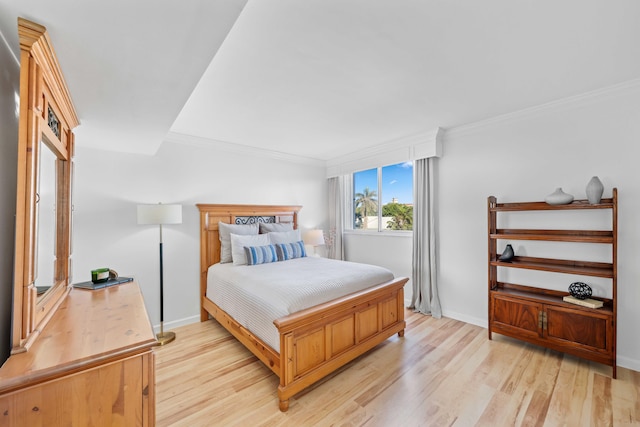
[206,256,395,352]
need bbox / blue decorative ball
[569,282,592,300]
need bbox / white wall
[72,141,328,331]
[437,82,640,371]
[0,29,19,365]
[344,232,413,304]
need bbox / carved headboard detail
[196,204,302,319]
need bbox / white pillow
[218,222,259,263]
[230,233,270,265]
[268,229,301,245]
[259,222,293,234]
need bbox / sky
[354,162,413,205]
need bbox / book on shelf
[563,295,603,309]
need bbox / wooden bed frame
[197,204,408,411]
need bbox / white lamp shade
[303,229,325,246]
[137,204,182,225]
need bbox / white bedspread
[206,257,395,352]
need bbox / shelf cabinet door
[544,305,612,353]
[491,294,541,340]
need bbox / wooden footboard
[202,277,407,411]
[274,277,407,411]
[197,203,408,411]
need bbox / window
[352,162,413,231]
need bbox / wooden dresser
[0,281,157,426]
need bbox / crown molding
[445,77,640,139]
[325,127,443,177]
[166,128,443,175]
[167,78,640,173]
[164,131,326,167]
[329,127,443,165]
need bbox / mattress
[206,256,395,352]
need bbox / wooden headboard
[196,204,302,320]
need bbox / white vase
[586,176,604,204]
[545,188,574,205]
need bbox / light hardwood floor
[155,310,639,426]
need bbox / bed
[197,204,408,411]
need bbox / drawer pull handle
[538,311,548,330]
[539,311,543,329]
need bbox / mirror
[12,18,79,352]
[35,140,58,297]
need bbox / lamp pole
[137,203,182,346]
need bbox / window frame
[349,162,414,234]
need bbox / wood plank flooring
[155,310,640,426]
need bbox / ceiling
[0,0,248,155]
[2,0,640,161]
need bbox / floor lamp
[137,203,182,345]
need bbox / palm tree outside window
[354,186,378,229]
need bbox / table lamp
[303,229,325,257]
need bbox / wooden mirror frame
[12,18,79,352]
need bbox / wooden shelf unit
[487,189,617,377]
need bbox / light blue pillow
[244,244,278,266]
[275,241,307,261]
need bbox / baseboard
[441,309,487,329]
[153,314,200,334]
[616,355,640,373]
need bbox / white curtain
[328,175,350,260]
[410,158,442,317]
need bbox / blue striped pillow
[244,244,278,266]
[275,241,307,261]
